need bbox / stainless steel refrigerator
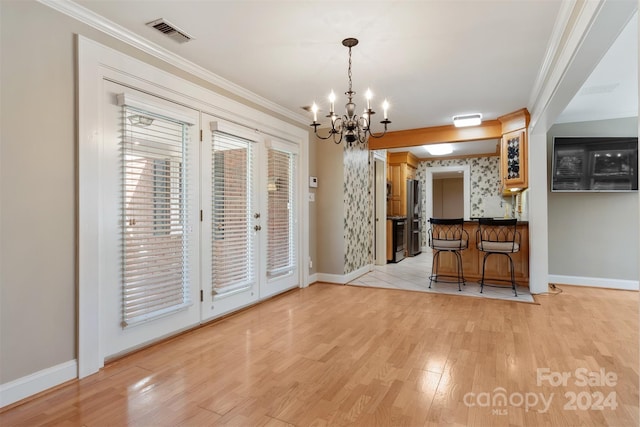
[406,179,422,256]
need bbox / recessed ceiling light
[426,144,453,156]
[453,113,482,127]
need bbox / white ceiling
[69,1,636,160]
[74,0,562,132]
[389,10,639,159]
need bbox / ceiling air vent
[146,18,193,43]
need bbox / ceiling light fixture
[426,144,453,156]
[452,113,482,127]
[310,38,391,145]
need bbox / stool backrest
[429,218,465,242]
[477,218,518,249]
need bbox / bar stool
[428,218,469,291]
[476,218,520,296]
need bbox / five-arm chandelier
[310,38,391,145]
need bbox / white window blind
[267,148,296,278]
[211,131,255,295]
[121,106,192,327]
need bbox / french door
[200,115,299,320]
[101,81,201,358]
[100,84,299,359]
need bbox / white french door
[101,81,201,358]
[200,116,299,320]
[200,118,261,319]
[263,139,299,298]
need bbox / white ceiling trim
[37,0,309,126]
[528,0,637,132]
[528,0,606,131]
[528,0,577,114]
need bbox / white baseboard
[0,359,77,408]
[317,264,374,285]
[307,273,318,285]
[549,275,639,291]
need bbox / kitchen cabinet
[388,163,403,215]
[387,152,418,217]
[500,129,528,190]
[498,108,530,192]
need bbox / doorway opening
[424,165,471,222]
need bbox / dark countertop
[466,218,528,225]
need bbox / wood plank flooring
[1,283,638,426]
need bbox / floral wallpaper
[416,156,503,246]
[343,142,373,274]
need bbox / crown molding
[37,0,309,126]
[527,0,578,120]
[527,0,637,131]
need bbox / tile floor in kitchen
[348,250,535,303]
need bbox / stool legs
[429,250,465,291]
[429,251,441,288]
[479,252,517,296]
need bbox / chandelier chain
[347,46,353,95]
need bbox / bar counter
[432,220,529,286]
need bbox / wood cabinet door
[501,130,528,189]
[387,165,402,216]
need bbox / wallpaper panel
[343,142,373,274]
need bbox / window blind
[121,106,192,327]
[211,131,255,295]
[267,148,296,278]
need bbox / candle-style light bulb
[311,103,318,122]
[328,91,336,114]
[365,88,372,110]
[382,99,389,120]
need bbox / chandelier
[310,38,391,145]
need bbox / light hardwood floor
[2,283,638,426]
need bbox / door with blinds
[101,82,201,358]
[262,139,299,298]
[201,116,299,320]
[100,84,300,358]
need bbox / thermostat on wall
[309,176,318,188]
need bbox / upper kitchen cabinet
[387,151,418,217]
[498,109,530,192]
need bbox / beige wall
[0,0,311,384]
[2,0,78,384]
[547,117,638,281]
[315,139,344,274]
